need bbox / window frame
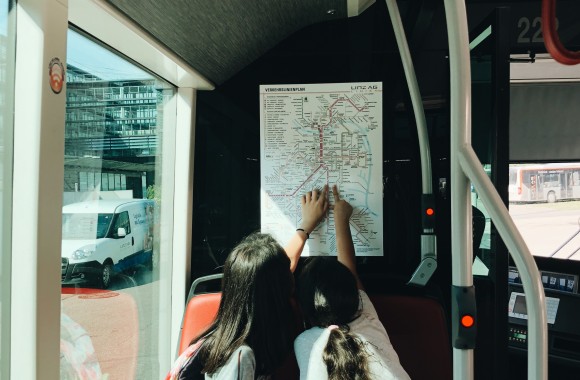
[10,1,212,379]
[1,0,16,379]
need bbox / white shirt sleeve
[358,289,380,319]
[350,290,411,380]
[294,327,330,380]
[206,345,256,380]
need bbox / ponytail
[322,325,370,380]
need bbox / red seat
[178,292,221,354]
[369,294,452,380]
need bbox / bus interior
[183,1,580,378]
[4,0,580,379]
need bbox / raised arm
[333,185,364,289]
[285,185,329,272]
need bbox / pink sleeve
[167,340,203,380]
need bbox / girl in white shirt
[294,185,410,380]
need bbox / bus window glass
[509,162,580,261]
[509,168,517,187]
[61,213,113,239]
[61,28,176,379]
[0,0,14,376]
[470,42,493,272]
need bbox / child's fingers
[321,185,329,205]
[332,185,340,201]
[304,186,330,206]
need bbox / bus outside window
[509,163,580,203]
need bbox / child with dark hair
[168,186,329,380]
[294,185,410,380]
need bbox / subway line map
[259,82,383,256]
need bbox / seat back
[369,294,452,380]
[178,292,221,354]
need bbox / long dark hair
[296,257,370,380]
[193,232,294,376]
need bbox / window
[0,0,14,377]
[509,168,517,186]
[111,211,131,236]
[509,162,580,261]
[62,28,176,379]
[62,213,113,240]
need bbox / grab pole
[443,0,548,379]
[444,1,475,377]
[460,146,548,379]
[385,0,437,286]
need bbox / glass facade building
[64,61,165,198]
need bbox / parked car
[61,199,155,288]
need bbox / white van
[61,199,155,288]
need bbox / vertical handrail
[385,0,437,287]
[460,147,548,379]
[443,1,548,379]
[384,0,432,195]
[444,1,475,378]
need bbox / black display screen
[513,295,527,315]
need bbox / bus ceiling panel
[99,0,580,86]
[105,0,355,85]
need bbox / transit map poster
[259,82,383,256]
